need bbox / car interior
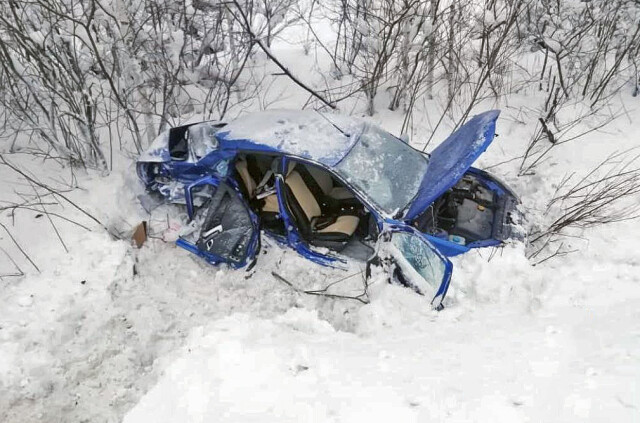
[232,153,378,259]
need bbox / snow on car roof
[215,110,365,166]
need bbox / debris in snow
[132,222,148,248]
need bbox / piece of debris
[132,221,148,248]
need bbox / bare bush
[524,0,640,106]
[528,150,640,263]
[0,0,260,171]
[518,96,620,176]
[0,0,113,169]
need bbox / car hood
[404,110,501,220]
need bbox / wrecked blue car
[137,110,520,308]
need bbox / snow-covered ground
[122,222,640,423]
[2,36,640,423]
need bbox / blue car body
[137,110,520,306]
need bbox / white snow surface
[122,225,640,423]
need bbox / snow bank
[125,265,640,423]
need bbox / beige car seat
[235,159,257,198]
[306,165,355,200]
[285,171,359,237]
[235,158,280,214]
[258,160,297,214]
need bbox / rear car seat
[256,160,296,214]
[235,158,282,232]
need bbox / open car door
[177,177,260,268]
[368,228,453,309]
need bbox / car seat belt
[255,169,275,199]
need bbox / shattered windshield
[335,125,428,215]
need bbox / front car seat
[284,171,359,251]
[306,165,355,201]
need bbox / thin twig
[0,246,24,277]
[0,222,40,272]
[1,204,92,231]
[26,178,68,253]
[272,271,369,304]
[228,1,336,109]
[0,155,106,230]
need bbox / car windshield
[335,125,428,215]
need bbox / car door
[176,177,260,268]
[368,227,453,309]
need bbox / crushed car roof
[215,110,366,166]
